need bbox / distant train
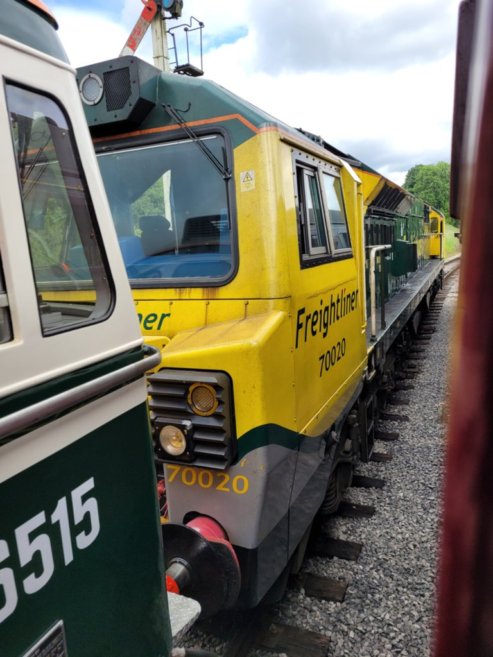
[0,2,171,655]
[61,46,444,617]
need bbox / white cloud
[246,0,459,74]
[183,0,249,35]
[54,8,130,66]
[54,0,461,184]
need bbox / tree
[403,164,424,194]
[404,161,452,222]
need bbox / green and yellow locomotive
[74,52,444,615]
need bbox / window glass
[97,135,232,283]
[0,257,12,344]
[322,173,351,251]
[297,166,328,257]
[6,83,113,335]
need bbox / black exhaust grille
[104,67,131,111]
[148,370,236,470]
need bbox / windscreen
[97,135,233,284]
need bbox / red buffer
[163,515,241,618]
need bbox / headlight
[154,419,193,463]
[159,425,187,456]
[188,382,218,416]
[148,370,236,469]
[79,73,103,106]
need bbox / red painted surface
[435,1,493,655]
[187,516,240,567]
[166,575,180,594]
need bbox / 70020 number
[319,338,347,377]
[167,465,249,495]
[0,477,100,625]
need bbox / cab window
[296,156,352,266]
[321,173,351,252]
[97,134,233,285]
[6,83,113,335]
[297,166,328,256]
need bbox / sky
[51,0,462,185]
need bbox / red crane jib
[120,0,159,56]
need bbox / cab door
[286,147,367,553]
[290,150,366,437]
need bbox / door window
[297,165,329,257]
[321,173,351,252]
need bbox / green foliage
[131,179,165,230]
[403,164,424,193]
[28,198,70,267]
[444,221,461,258]
[404,161,453,223]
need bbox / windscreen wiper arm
[163,103,232,180]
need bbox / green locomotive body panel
[1,397,170,657]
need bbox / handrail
[0,345,162,442]
[368,245,391,340]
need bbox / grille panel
[104,67,131,111]
[148,370,236,470]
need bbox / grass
[444,221,461,258]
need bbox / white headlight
[159,425,187,456]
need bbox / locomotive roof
[2,0,67,61]
[81,56,341,155]
[81,56,444,220]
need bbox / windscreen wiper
[163,103,232,180]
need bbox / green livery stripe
[237,423,323,460]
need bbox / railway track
[443,254,461,279]
[179,262,460,657]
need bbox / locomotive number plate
[22,621,67,657]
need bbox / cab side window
[296,155,352,267]
[6,83,113,335]
[321,173,351,251]
[297,165,328,256]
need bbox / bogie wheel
[320,470,341,515]
[320,463,353,515]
